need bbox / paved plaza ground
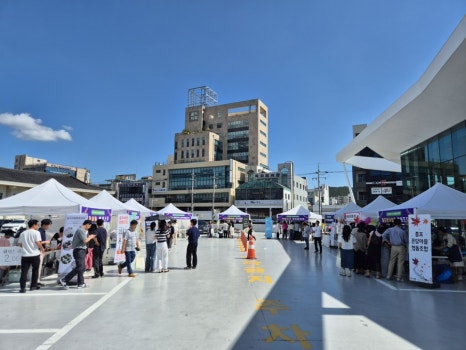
[1,235,465,350]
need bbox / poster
[114,214,129,264]
[408,214,432,284]
[58,213,88,280]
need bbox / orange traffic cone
[241,230,248,251]
[247,237,256,259]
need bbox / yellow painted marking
[291,324,312,349]
[256,299,289,314]
[248,275,273,284]
[263,324,295,343]
[243,260,261,265]
[244,267,265,274]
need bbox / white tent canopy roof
[360,195,396,219]
[277,205,322,221]
[125,198,156,217]
[382,183,466,219]
[333,202,362,219]
[218,205,250,220]
[336,18,466,171]
[155,203,192,220]
[90,190,135,215]
[0,178,110,216]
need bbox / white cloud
[0,113,72,141]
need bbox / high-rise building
[152,87,269,214]
[174,86,269,168]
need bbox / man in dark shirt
[37,218,52,286]
[185,219,200,270]
[92,219,108,278]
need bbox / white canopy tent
[359,195,396,219]
[90,190,137,215]
[0,178,111,216]
[333,202,362,220]
[218,205,250,220]
[381,183,466,220]
[125,198,156,217]
[277,205,322,222]
[154,203,192,220]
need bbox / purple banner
[81,207,112,223]
[378,208,414,225]
[277,214,308,221]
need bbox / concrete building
[151,159,247,215]
[349,124,403,207]
[175,86,269,169]
[15,154,91,184]
[151,87,269,215]
[337,17,466,202]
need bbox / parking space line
[0,329,60,334]
[35,278,132,350]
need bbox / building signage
[378,208,414,224]
[236,200,282,207]
[371,187,393,195]
[408,214,432,284]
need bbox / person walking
[92,219,107,278]
[117,220,141,277]
[302,222,311,250]
[59,220,95,289]
[247,224,256,241]
[314,221,322,253]
[17,219,45,293]
[145,222,157,272]
[383,218,408,282]
[338,225,356,277]
[185,218,200,270]
[155,220,170,273]
[282,221,288,240]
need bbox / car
[1,219,28,233]
[197,220,210,235]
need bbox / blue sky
[0,1,464,188]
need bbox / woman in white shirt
[338,225,356,277]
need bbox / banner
[408,214,432,284]
[58,213,88,280]
[0,246,22,266]
[81,207,112,222]
[114,214,129,264]
[379,208,414,225]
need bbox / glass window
[452,123,466,158]
[438,131,453,162]
[217,123,222,128]
[427,139,440,163]
[186,139,189,147]
[197,138,200,146]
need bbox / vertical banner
[114,214,129,264]
[408,214,432,284]
[58,213,88,279]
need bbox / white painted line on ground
[322,292,350,309]
[323,315,422,350]
[0,292,106,297]
[0,329,60,334]
[35,278,132,350]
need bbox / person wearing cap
[59,220,95,289]
[382,218,408,282]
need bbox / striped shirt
[155,229,169,243]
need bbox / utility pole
[310,163,327,216]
